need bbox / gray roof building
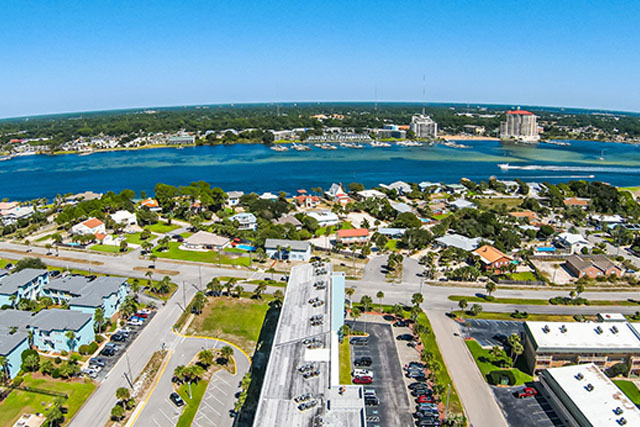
[264,239,310,252]
[46,276,127,308]
[0,269,47,295]
[30,309,92,332]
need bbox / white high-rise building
[500,110,539,141]
[410,114,438,138]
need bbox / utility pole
[198,266,202,291]
[183,281,186,308]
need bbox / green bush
[606,362,629,378]
[89,341,99,353]
[487,370,516,386]
[51,368,61,379]
[484,295,496,302]
[21,348,38,362]
[78,345,90,355]
[510,310,529,319]
[12,376,24,387]
[61,351,68,356]
[95,334,105,343]
[54,357,62,364]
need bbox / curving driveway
[131,333,251,427]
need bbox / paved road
[134,334,250,427]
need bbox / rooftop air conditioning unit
[575,373,584,380]
[596,326,603,334]
[543,325,550,333]
[614,407,623,415]
[618,417,627,425]
[586,383,594,392]
[560,325,567,333]
[612,325,619,334]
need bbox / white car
[127,318,143,326]
[351,369,373,378]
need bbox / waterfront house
[0,205,34,226]
[473,245,513,271]
[336,228,369,245]
[448,199,476,210]
[0,269,49,308]
[380,181,412,195]
[565,255,622,279]
[226,191,244,207]
[377,228,406,238]
[260,192,279,201]
[230,212,257,231]
[294,194,320,208]
[182,231,230,251]
[419,182,441,193]
[71,218,105,235]
[356,189,387,200]
[140,198,161,212]
[111,210,137,226]
[264,239,311,261]
[509,210,538,222]
[444,184,467,194]
[325,183,351,205]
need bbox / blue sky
[2,0,640,117]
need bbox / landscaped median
[452,310,579,322]
[448,294,640,307]
[465,339,532,386]
[338,338,351,384]
[152,242,251,267]
[614,379,640,406]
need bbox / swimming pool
[536,246,556,252]
[236,244,256,252]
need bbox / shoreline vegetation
[1,136,636,162]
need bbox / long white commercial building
[253,263,365,427]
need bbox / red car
[135,312,148,318]
[417,395,435,403]
[353,376,373,385]
[516,387,537,398]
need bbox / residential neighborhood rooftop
[0,269,47,295]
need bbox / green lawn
[188,297,270,353]
[124,232,156,245]
[145,222,180,234]
[0,374,96,426]
[475,198,523,209]
[180,232,193,238]
[432,213,452,220]
[614,380,640,407]
[385,239,398,250]
[314,225,336,237]
[465,339,532,385]
[153,242,250,267]
[453,310,578,322]
[339,338,352,385]
[340,221,353,230]
[448,295,638,307]
[35,233,54,242]
[89,244,131,254]
[507,271,539,281]
[175,379,209,427]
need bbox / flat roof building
[523,321,640,375]
[538,363,640,427]
[253,264,365,427]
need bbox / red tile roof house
[565,255,622,279]
[336,228,370,244]
[294,195,319,209]
[472,245,513,272]
[563,197,590,209]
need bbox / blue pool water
[236,244,256,252]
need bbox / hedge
[488,370,516,386]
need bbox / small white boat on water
[370,141,391,147]
[270,145,289,152]
[498,163,510,170]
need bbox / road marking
[126,349,173,427]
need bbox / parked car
[417,395,436,403]
[170,392,185,407]
[406,362,426,370]
[393,320,410,327]
[135,311,149,318]
[515,387,538,398]
[409,382,429,390]
[354,357,372,367]
[50,270,61,278]
[89,357,106,367]
[127,318,144,326]
[351,369,373,378]
[353,376,373,385]
[397,334,415,341]
[350,337,368,346]
[365,396,380,406]
[100,347,116,357]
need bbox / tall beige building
[500,110,539,141]
[410,114,438,138]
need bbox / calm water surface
[2,140,640,200]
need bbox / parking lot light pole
[444,383,451,417]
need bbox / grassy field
[35,233,54,242]
[0,374,96,426]
[385,239,398,251]
[175,379,209,427]
[187,297,270,353]
[475,198,523,209]
[432,213,452,221]
[449,295,639,307]
[153,242,250,267]
[89,244,131,254]
[465,339,532,385]
[145,222,180,234]
[339,338,352,385]
[507,271,539,281]
[614,380,640,407]
[124,232,156,245]
[452,310,578,322]
[314,225,336,237]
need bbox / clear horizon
[3,1,640,118]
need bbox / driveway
[493,386,563,427]
[458,319,524,347]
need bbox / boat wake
[498,163,640,174]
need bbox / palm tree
[115,387,130,403]
[145,270,153,288]
[94,308,105,333]
[65,331,76,352]
[490,345,502,360]
[173,365,186,383]
[360,295,373,313]
[411,293,424,307]
[273,289,284,308]
[485,281,497,298]
[220,345,234,364]
[0,356,9,383]
[150,254,158,267]
[233,285,244,298]
[206,277,221,296]
[198,349,214,367]
[376,291,385,312]
[253,283,267,299]
[345,287,355,307]
[350,307,361,331]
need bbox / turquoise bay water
[2,140,640,200]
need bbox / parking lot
[493,386,564,427]
[458,319,525,347]
[87,310,157,381]
[347,321,414,427]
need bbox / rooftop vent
[586,383,594,392]
[596,326,603,334]
[614,407,624,416]
[543,325,550,333]
[612,325,619,334]
[575,373,584,380]
[618,417,627,425]
[560,325,567,333]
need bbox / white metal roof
[525,321,640,353]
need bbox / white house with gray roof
[0,269,49,308]
[435,233,484,252]
[264,239,311,261]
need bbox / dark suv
[354,357,372,367]
[170,392,185,407]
